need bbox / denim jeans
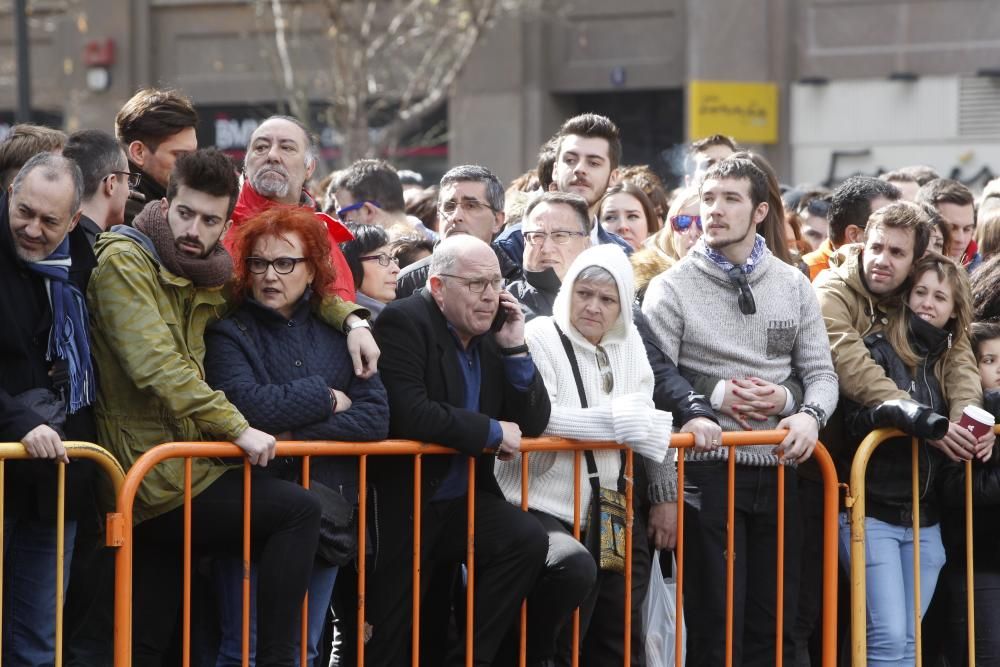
[2,515,78,667]
[213,558,339,667]
[838,514,946,666]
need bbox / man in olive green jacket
[814,202,986,461]
[87,148,376,663]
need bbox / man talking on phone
[367,234,554,666]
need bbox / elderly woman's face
[249,231,315,319]
[359,243,400,303]
[570,277,621,345]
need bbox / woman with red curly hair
[204,207,389,665]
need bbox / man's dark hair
[895,165,940,186]
[555,114,622,170]
[390,234,435,270]
[536,137,559,191]
[115,88,198,151]
[828,176,901,244]
[63,129,126,199]
[971,320,1000,356]
[337,159,405,213]
[689,134,738,157]
[11,152,84,216]
[340,224,391,290]
[523,191,592,234]
[916,178,975,210]
[0,123,67,190]
[864,201,932,260]
[702,156,770,209]
[439,164,504,212]
[166,149,240,219]
[971,254,1000,322]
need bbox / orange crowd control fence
[0,441,126,667]
[846,425,1000,667]
[104,431,840,667]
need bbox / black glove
[870,399,949,440]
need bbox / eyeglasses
[108,171,142,189]
[337,200,380,218]
[437,273,503,293]
[726,265,756,315]
[595,345,614,394]
[246,256,309,275]
[670,214,702,233]
[359,253,398,267]
[439,199,496,217]
[523,230,588,247]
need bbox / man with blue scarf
[0,151,97,666]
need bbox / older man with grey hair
[370,234,556,666]
[0,151,97,665]
[395,164,522,298]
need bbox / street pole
[14,0,31,123]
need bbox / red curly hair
[230,207,335,302]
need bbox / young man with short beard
[642,157,839,666]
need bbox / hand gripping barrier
[0,441,126,667]
[846,426,1000,667]
[108,433,839,667]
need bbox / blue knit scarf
[25,236,94,413]
[696,233,768,274]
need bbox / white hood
[552,243,635,350]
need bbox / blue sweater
[205,295,390,488]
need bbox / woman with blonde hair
[631,186,701,303]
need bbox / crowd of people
[3,85,1000,667]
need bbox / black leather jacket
[841,311,952,527]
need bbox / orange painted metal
[412,454,422,667]
[776,464,785,667]
[465,457,476,667]
[183,458,192,667]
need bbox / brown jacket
[814,244,981,421]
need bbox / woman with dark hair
[205,207,389,666]
[598,181,661,250]
[971,254,1000,322]
[730,151,794,265]
[341,224,400,319]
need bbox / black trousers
[940,565,1000,667]
[131,469,321,667]
[682,462,802,667]
[790,474,825,667]
[364,490,548,667]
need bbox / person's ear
[845,225,864,244]
[160,197,170,217]
[492,210,506,235]
[128,141,148,168]
[67,210,81,233]
[753,201,770,225]
[103,174,116,198]
[608,168,621,188]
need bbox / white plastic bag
[644,551,686,667]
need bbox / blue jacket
[205,294,390,488]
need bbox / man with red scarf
[227,115,357,301]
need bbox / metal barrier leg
[55,462,66,667]
[413,454,422,667]
[301,456,311,667]
[623,450,634,667]
[357,454,368,667]
[183,458,193,667]
[242,461,252,667]
[911,437,922,667]
[519,454,529,667]
[466,458,476,667]
[776,465,785,667]
[725,451,736,667]
[675,450,685,667]
[572,450,582,667]
[965,459,976,667]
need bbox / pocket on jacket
[766,320,797,359]
[119,423,186,493]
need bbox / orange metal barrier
[108,434,839,667]
[846,425,1000,667]
[0,441,126,667]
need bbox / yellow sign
[688,80,778,144]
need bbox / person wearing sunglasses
[62,129,137,249]
[341,224,401,320]
[642,156,839,667]
[631,187,701,305]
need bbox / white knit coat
[495,244,673,526]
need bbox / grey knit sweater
[641,245,839,466]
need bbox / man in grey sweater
[642,156,838,666]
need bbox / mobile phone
[491,304,508,332]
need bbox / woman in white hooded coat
[496,243,673,666]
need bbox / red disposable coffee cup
[958,405,996,439]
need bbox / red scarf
[227,181,357,301]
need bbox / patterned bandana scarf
[25,236,94,413]
[695,233,768,274]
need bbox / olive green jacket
[88,230,363,523]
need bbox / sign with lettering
[688,80,778,144]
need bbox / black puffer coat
[840,311,952,527]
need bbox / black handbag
[554,324,629,574]
[310,480,359,567]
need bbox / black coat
[507,266,717,427]
[373,289,550,498]
[0,194,97,518]
[938,389,1000,572]
[840,312,951,526]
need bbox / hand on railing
[233,426,277,467]
[21,423,70,463]
[497,420,522,462]
[775,412,819,464]
[679,416,723,452]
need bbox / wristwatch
[798,404,827,428]
[344,318,372,335]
